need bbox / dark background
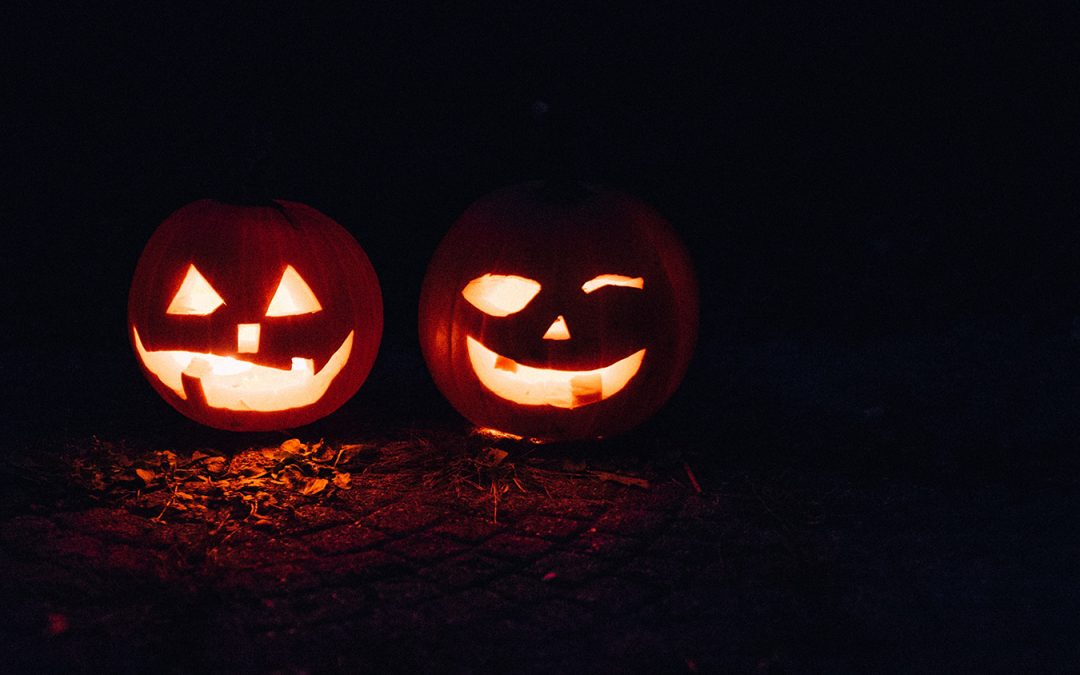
[2,2,1076,446]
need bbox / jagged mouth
[465,336,644,409]
[132,328,353,412]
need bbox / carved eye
[581,274,644,294]
[266,265,323,316]
[462,274,541,316]
[167,264,225,315]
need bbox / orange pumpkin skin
[419,182,698,441]
[129,199,382,431]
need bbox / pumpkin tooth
[570,374,603,407]
[186,357,213,377]
[181,371,207,405]
[494,355,518,372]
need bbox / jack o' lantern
[129,199,382,431]
[419,181,698,441]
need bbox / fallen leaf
[300,477,328,496]
[135,468,157,485]
[332,473,352,490]
[280,438,305,455]
[477,447,509,467]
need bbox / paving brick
[50,532,106,562]
[573,530,644,557]
[420,587,505,626]
[591,508,668,538]
[300,522,386,555]
[572,575,662,615]
[430,514,506,543]
[211,530,310,568]
[103,542,168,577]
[487,573,556,605]
[309,549,413,584]
[515,514,588,540]
[381,532,469,563]
[55,508,156,544]
[528,550,610,585]
[478,532,553,560]
[287,505,355,531]
[0,515,57,554]
[216,561,323,597]
[531,499,609,521]
[419,553,511,588]
[363,501,446,535]
[368,577,443,606]
[522,598,596,633]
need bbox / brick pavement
[0,435,769,673]
[5,321,1080,671]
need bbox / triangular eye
[266,265,323,316]
[167,264,225,315]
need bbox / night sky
[4,3,1075,439]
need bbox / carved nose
[542,315,571,340]
[237,323,261,353]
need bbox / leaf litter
[67,431,660,528]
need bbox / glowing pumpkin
[419,181,698,441]
[129,199,382,431]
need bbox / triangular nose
[543,315,571,340]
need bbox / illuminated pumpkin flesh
[419,182,698,441]
[129,200,382,431]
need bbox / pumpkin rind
[418,182,698,441]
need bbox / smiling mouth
[466,336,645,409]
[133,328,353,412]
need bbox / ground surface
[2,320,1079,673]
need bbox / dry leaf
[477,447,508,467]
[280,438,305,455]
[300,477,328,496]
[135,468,157,484]
[332,473,352,490]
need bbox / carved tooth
[570,373,603,408]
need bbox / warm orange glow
[237,323,260,353]
[461,274,541,316]
[474,427,526,440]
[581,274,644,294]
[542,315,571,340]
[167,264,225,315]
[266,265,323,317]
[466,336,644,408]
[132,327,353,411]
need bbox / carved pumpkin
[129,199,382,431]
[419,181,698,441]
